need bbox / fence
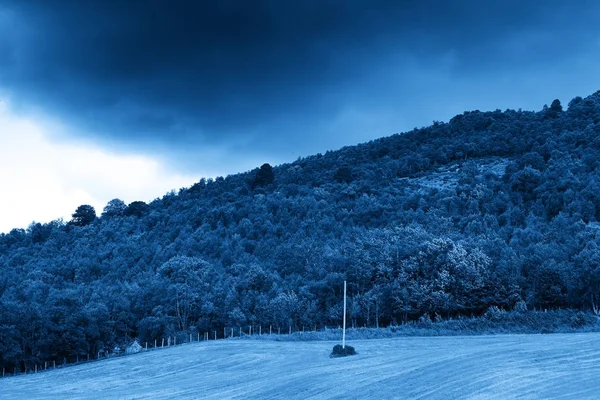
[0,324,328,379]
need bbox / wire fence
[0,324,337,379]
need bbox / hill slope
[2,91,600,372]
[1,333,600,399]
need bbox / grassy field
[1,332,600,399]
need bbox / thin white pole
[343,280,347,349]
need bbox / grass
[243,309,600,342]
[330,344,357,358]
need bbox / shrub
[570,311,596,328]
[484,306,505,322]
[330,344,357,358]
[418,313,432,326]
[514,301,528,313]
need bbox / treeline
[2,91,600,371]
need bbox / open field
[1,333,599,399]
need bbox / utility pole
[343,280,347,349]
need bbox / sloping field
[1,333,599,399]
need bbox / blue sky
[1,0,600,232]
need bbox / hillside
[2,91,600,372]
[1,334,600,399]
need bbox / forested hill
[3,91,600,371]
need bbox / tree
[158,256,210,331]
[546,99,563,119]
[71,205,96,226]
[550,99,563,113]
[252,163,274,188]
[101,199,126,218]
[509,167,541,201]
[270,291,301,329]
[125,201,150,217]
[334,166,353,183]
[28,222,52,244]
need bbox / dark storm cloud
[1,0,599,169]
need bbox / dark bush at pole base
[330,344,357,358]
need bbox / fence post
[53,360,56,369]
[214,331,217,340]
[162,338,164,348]
[190,334,192,343]
[289,326,291,335]
[231,328,233,338]
[270,325,272,335]
[35,364,37,373]
[259,326,262,335]
[146,342,148,350]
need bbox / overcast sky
[1,0,600,233]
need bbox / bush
[514,301,528,313]
[484,306,506,322]
[570,311,596,328]
[330,344,357,358]
[418,313,432,326]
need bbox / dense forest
[2,91,600,371]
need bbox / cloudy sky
[1,0,600,233]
